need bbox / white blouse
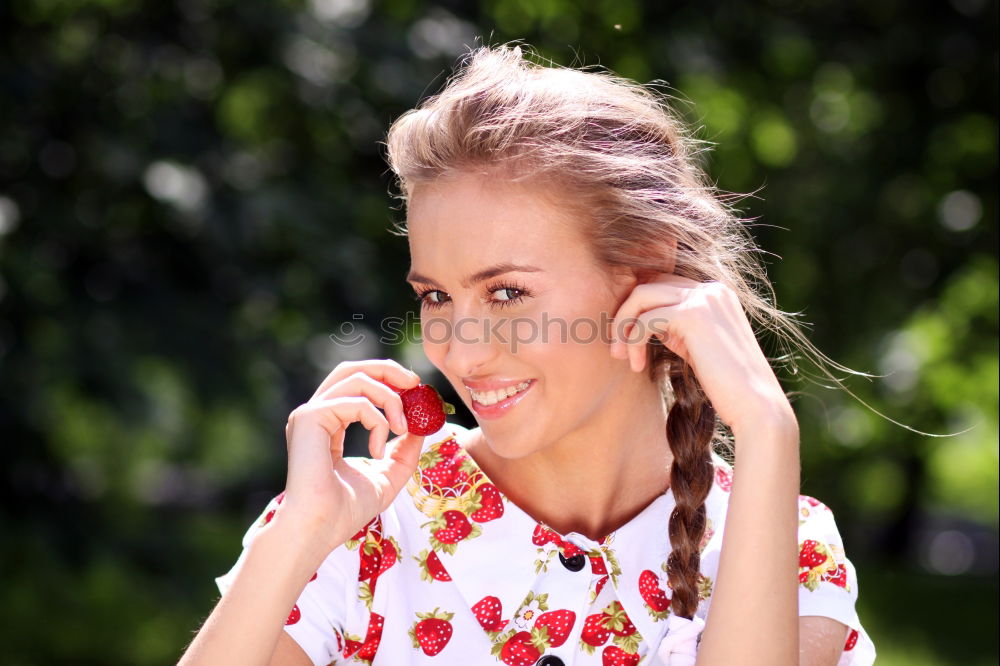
[217,421,876,665]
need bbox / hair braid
[664,352,716,620]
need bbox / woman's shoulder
[699,450,861,604]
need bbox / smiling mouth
[469,381,532,406]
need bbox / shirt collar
[403,422,685,649]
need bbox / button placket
[558,551,587,572]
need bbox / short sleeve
[796,495,877,666]
[215,492,361,666]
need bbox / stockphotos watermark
[329,311,669,352]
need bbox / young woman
[180,45,875,665]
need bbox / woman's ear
[609,265,640,289]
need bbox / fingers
[315,371,410,437]
[610,279,724,372]
[310,358,421,402]
[627,308,673,373]
[609,282,687,359]
[379,431,426,495]
[286,396,393,469]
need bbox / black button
[559,552,586,572]
[536,656,565,666]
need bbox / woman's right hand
[278,358,426,555]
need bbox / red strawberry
[590,555,608,575]
[450,467,476,495]
[343,637,362,658]
[408,608,454,656]
[349,515,382,546]
[844,628,859,650]
[602,645,640,666]
[602,601,636,636]
[470,483,505,522]
[356,613,384,661]
[594,574,609,597]
[432,510,472,544]
[359,543,381,582]
[500,631,542,666]
[423,455,461,490]
[309,571,317,582]
[580,612,612,647]
[535,609,576,647]
[532,523,560,546]
[390,383,455,436]
[376,538,398,577]
[416,549,452,582]
[285,604,300,625]
[261,509,276,525]
[439,438,460,456]
[275,490,286,504]
[824,563,848,588]
[715,465,733,492]
[333,628,343,653]
[423,510,481,554]
[473,595,505,631]
[799,539,828,568]
[639,569,671,618]
[802,494,828,510]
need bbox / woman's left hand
[609,273,794,434]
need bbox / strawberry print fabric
[216,422,876,665]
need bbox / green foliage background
[0,0,996,663]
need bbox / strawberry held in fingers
[386,382,456,436]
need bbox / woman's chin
[468,428,541,462]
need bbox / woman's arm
[178,512,348,666]
[177,359,426,666]
[800,617,852,666]
[611,277,853,665]
[694,408,801,665]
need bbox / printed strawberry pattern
[258,490,286,527]
[408,608,455,656]
[490,591,579,665]
[578,600,642,665]
[342,612,384,664]
[344,515,402,609]
[715,464,733,492]
[646,564,714,614]
[409,436,506,555]
[798,538,850,592]
[414,548,452,583]
[798,494,832,522]
[217,429,874,665]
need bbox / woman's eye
[493,287,522,301]
[415,289,448,308]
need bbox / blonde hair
[385,43,864,619]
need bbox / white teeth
[471,381,530,406]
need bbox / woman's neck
[461,378,673,542]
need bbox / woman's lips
[470,379,534,420]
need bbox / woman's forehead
[406,175,583,249]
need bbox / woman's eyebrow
[406,263,543,289]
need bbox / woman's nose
[440,311,503,377]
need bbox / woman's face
[405,173,640,459]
